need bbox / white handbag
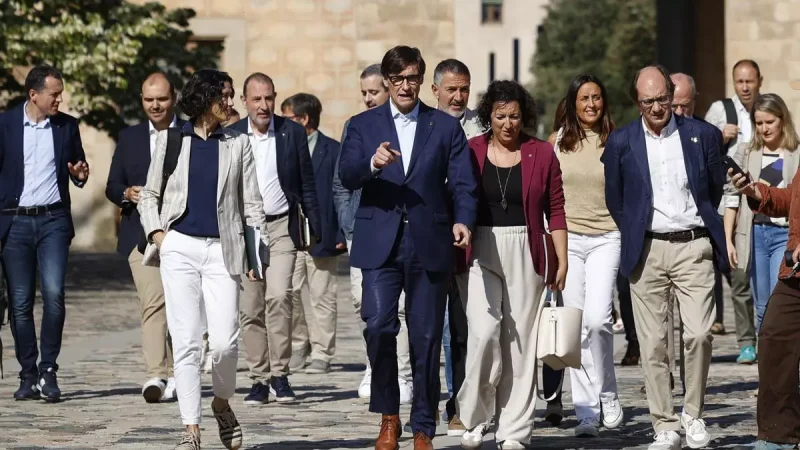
[535,290,583,371]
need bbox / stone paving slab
[0,254,759,449]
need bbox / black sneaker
[243,381,269,406]
[269,376,296,403]
[14,374,41,400]
[38,367,61,403]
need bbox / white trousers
[347,239,411,379]
[456,226,544,444]
[159,231,240,425]
[562,231,621,420]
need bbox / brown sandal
[710,322,726,335]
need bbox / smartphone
[724,155,751,183]
[786,250,796,267]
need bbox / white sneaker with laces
[398,377,413,405]
[681,412,711,449]
[162,377,177,401]
[358,368,371,398]
[601,398,623,429]
[575,417,600,437]
[648,430,681,450]
[460,423,489,449]
[142,377,165,403]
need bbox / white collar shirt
[389,100,420,175]
[148,115,179,157]
[19,102,60,207]
[248,117,288,215]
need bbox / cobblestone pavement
[0,253,759,449]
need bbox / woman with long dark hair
[139,69,268,450]
[456,80,567,450]
[553,74,622,437]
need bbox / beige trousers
[347,239,411,378]
[629,237,715,432]
[290,251,339,363]
[456,226,544,444]
[129,248,173,380]
[239,216,297,381]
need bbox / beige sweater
[556,129,617,235]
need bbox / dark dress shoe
[376,414,401,450]
[621,343,640,366]
[413,432,434,450]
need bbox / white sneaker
[161,377,177,401]
[142,377,165,403]
[460,423,489,449]
[499,440,527,450]
[681,412,711,449]
[358,369,371,399]
[575,417,600,437]
[648,430,681,450]
[601,398,623,429]
[398,378,413,405]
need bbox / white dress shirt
[248,118,289,215]
[372,101,419,175]
[19,103,61,207]
[644,115,706,233]
[148,115,179,157]
[704,95,753,154]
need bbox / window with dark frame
[481,0,503,24]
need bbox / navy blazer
[0,104,87,242]
[308,132,347,258]
[105,119,185,256]
[229,116,321,249]
[601,114,728,277]
[338,101,477,272]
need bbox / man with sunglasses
[601,65,726,450]
[339,45,477,450]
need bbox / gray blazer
[138,128,269,274]
[723,142,799,271]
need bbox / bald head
[670,73,696,117]
[141,71,176,130]
[632,65,674,134]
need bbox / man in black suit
[0,65,90,402]
[105,72,182,404]
[229,73,321,405]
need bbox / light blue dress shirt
[19,103,61,207]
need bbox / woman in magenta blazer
[455,80,568,450]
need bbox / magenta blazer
[458,133,567,280]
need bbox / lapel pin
[691,136,698,143]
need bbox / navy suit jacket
[229,116,321,249]
[0,104,87,242]
[338,101,477,272]
[309,131,347,258]
[105,119,185,256]
[601,114,728,277]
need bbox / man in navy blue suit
[105,72,183,404]
[602,65,727,450]
[0,65,89,402]
[229,73,321,405]
[339,46,477,450]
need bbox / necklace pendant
[501,198,508,211]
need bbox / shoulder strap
[722,98,738,126]
[157,128,182,213]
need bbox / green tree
[530,0,656,133]
[0,0,222,140]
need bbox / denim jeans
[751,223,789,332]
[1,210,71,377]
[443,302,452,395]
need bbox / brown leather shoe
[375,415,401,450]
[413,432,433,450]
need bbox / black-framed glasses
[639,95,671,108]
[387,74,423,87]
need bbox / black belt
[1,202,64,216]
[265,211,289,223]
[646,228,708,243]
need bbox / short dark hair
[178,69,231,119]
[733,59,762,79]
[476,80,538,132]
[381,46,426,78]
[281,93,322,130]
[24,65,63,98]
[142,71,177,98]
[360,64,383,79]
[629,64,675,101]
[433,59,471,86]
[242,72,274,97]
